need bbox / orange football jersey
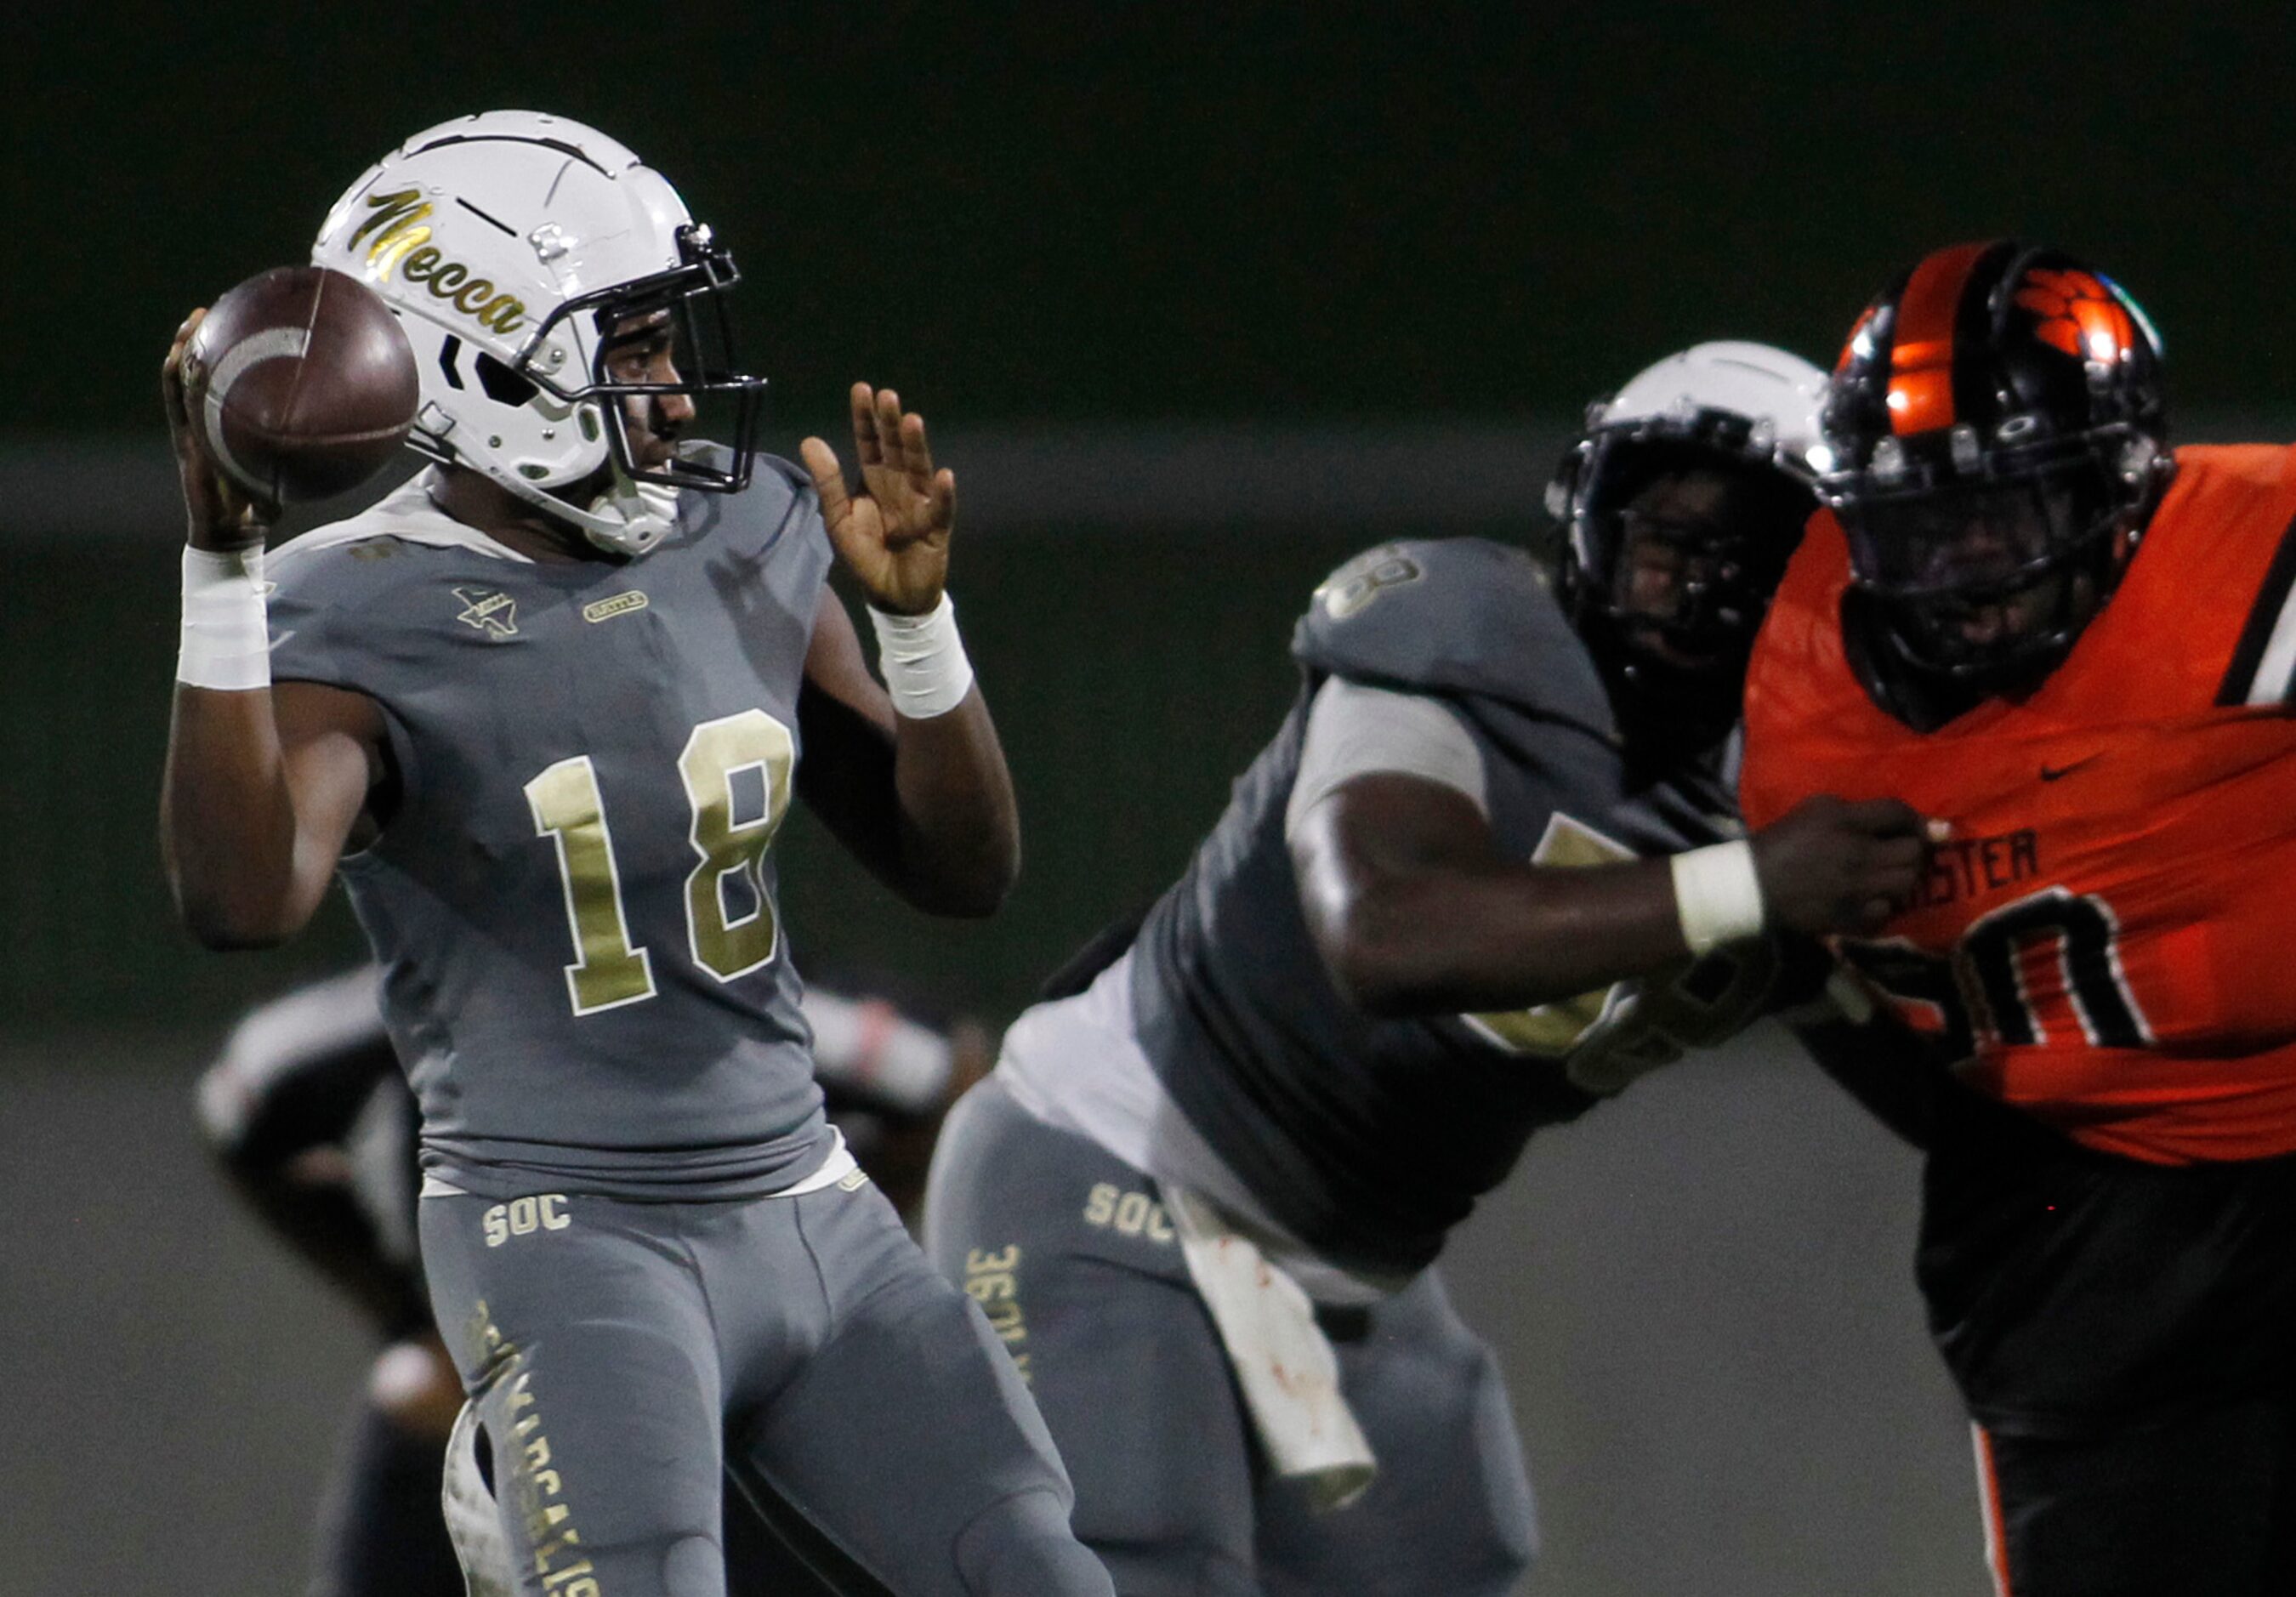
[1742,445,2296,1164]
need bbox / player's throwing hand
[162,307,276,553]
[1750,794,1936,936]
[801,383,957,617]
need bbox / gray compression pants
[420,1172,1114,1597]
[923,1076,1537,1597]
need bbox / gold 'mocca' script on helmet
[348,190,528,335]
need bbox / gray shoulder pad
[267,528,450,620]
[264,482,528,694]
[753,450,816,500]
[267,473,525,608]
[679,449,822,561]
[1292,538,1614,736]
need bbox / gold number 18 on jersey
[525,708,796,1016]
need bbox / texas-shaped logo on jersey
[454,588,519,639]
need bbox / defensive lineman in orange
[1744,240,2296,1595]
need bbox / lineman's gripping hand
[162,308,276,553]
[1750,795,1936,938]
[799,383,958,616]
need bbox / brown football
[187,265,421,503]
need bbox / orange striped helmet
[1821,242,2171,719]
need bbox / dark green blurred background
[7,2,2293,435]
[6,5,2290,1592]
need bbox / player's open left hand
[1750,794,1935,938]
[801,383,957,616]
[162,308,276,553]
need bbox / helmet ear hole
[475,353,538,408]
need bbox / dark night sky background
[7,2,2293,440]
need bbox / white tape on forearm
[1670,839,1766,956]
[178,545,270,691]
[867,593,975,719]
[803,989,952,1114]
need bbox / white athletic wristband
[1669,839,1766,956]
[178,545,271,691]
[867,593,975,719]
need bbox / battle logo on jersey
[582,591,650,624]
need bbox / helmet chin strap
[577,470,683,556]
[479,458,682,558]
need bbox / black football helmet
[1549,342,1828,759]
[1821,241,2174,725]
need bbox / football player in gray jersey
[160,113,1111,1597]
[924,343,1940,1594]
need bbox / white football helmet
[311,111,768,555]
[1547,340,1828,531]
[1545,341,1829,750]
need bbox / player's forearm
[798,586,1015,914]
[1308,855,1691,1017]
[889,689,1020,916]
[1296,775,1702,1017]
[162,687,322,947]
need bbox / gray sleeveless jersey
[1129,538,1776,1277]
[264,461,836,1200]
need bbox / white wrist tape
[1670,839,1766,956]
[178,545,271,691]
[867,593,975,719]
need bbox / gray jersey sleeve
[1282,677,1489,838]
[264,548,406,694]
[1292,538,1616,742]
